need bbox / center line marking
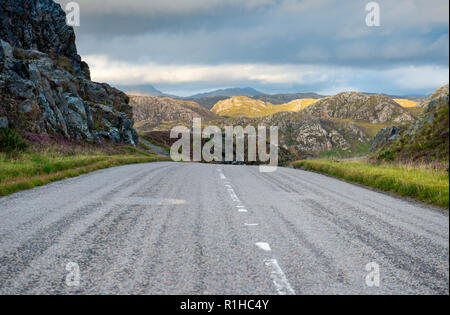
[256,242,272,252]
[264,259,296,295]
[245,223,258,226]
[238,209,248,212]
[227,189,240,202]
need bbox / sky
[55,0,449,97]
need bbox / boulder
[0,116,8,128]
[370,126,401,152]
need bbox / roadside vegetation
[0,128,168,196]
[292,159,449,209]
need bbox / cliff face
[0,0,138,144]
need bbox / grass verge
[291,159,449,209]
[0,147,168,197]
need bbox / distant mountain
[302,92,416,124]
[363,92,425,102]
[187,92,324,110]
[253,93,324,105]
[184,96,230,110]
[188,87,263,98]
[211,96,318,118]
[129,95,220,132]
[119,85,169,97]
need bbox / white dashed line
[264,259,296,295]
[255,242,272,252]
[218,170,294,296]
[227,189,240,202]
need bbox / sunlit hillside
[393,99,418,108]
[210,96,319,117]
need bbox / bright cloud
[85,55,449,93]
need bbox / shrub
[0,128,28,153]
[377,150,395,161]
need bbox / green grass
[0,147,166,196]
[138,133,171,154]
[292,159,449,208]
[318,142,371,159]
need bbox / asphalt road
[0,162,448,295]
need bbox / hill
[302,92,416,124]
[393,99,418,108]
[187,92,324,110]
[372,84,449,164]
[210,112,373,159]
[417,84,449,108]
[129,96,220,132]
[211,96,318,117]
[253,93,324,105]
[183,96,230,110]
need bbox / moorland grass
[292,159,449,208]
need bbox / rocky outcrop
[0,0,138,145]
[372,85,449,163]
[0,0,89,79]
[370,126,402,152]
[209,112,372,158]
[130,95,220,132]
[302,92,415,124]
[417,84,449,109]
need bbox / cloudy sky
[56,0,449,96]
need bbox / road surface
[0,162,448,294]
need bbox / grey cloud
[53,0,449,95]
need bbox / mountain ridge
[129,95,220,132]
[187,87,263,99]
[211,96,318,117]
[302,92,416,124]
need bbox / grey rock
[0,116,8,128]
[418,84,449,109]
[65,94,87,119]
[0,0,138,145]
[370,126,402,152]
[18,100,34,113]
[108,127,121,143]
[0,39,13,58]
